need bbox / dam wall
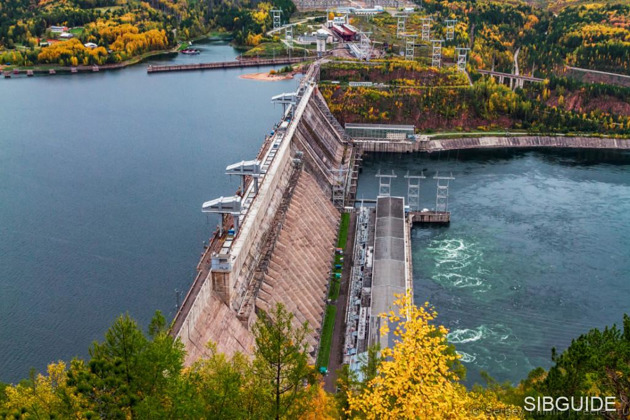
[175,62,350,363]
[256,170,340,351]
[292,88,349,197]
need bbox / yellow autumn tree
[2,361,91,418]
[347,293,523,419]
[298,382,339,420]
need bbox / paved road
[566,66,630,80]
[324,211,357,393]
[266,16,325,36]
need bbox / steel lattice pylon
[421,17,432,41]
[434,172,455,213]
[397,15,407,38]
[405,171,426,211]
[359,31,372,61]
[285,25,293,57]
[445,19,457,41]
[271,9,282,30]
[332,166,348,208]
[455,47,470,72]
[376,170,397,197]
[431,39,444,68]
[404,35,417,61]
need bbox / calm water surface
[357,149,630,386]
[0,42,300,382]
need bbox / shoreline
[239,71,295,81]
[1,32,235,77]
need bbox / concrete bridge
[477,69,544,89]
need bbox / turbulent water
[0,41,302,383]
[357,148,630,386]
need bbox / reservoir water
[0,42,301,382]
[357,149,630,386]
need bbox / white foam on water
[456,351,477,363]
[428,238,490,291]
[447,327,484,343]
[447,324,516,345]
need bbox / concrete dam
[171,61,355,364]
[171,59,629,368]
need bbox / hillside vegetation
[320,61,630,135]
[0,0,295,66]
[352,0,630,77]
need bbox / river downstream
[357,149,630,386]
[0,41,300,382]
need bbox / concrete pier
[369,197,410,350]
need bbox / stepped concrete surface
[256,171,340,352]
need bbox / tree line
[3,292,630,418]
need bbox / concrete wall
[356,136,630,154]
[176,77,351,364]
[292,89,348,197]
[427,136,630,152]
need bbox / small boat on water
[180,48,201,55]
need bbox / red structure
[332,24,357,42]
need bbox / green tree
[252,303,316,420]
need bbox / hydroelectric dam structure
[170,59,630,370]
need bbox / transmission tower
[271,9,282,30]
[455,47,470,72]
[356,30,372,61]
[445,19,457,41]
[421,17,432,41]
[376,170,397,197]
[431,39,444,68]
[434,172,455,213]
[403,34,417,61]
[332,166,348,208]
[285,25,293,57]
[405,171,425,211]
[285,25,293,42]
[397,14,407,38]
